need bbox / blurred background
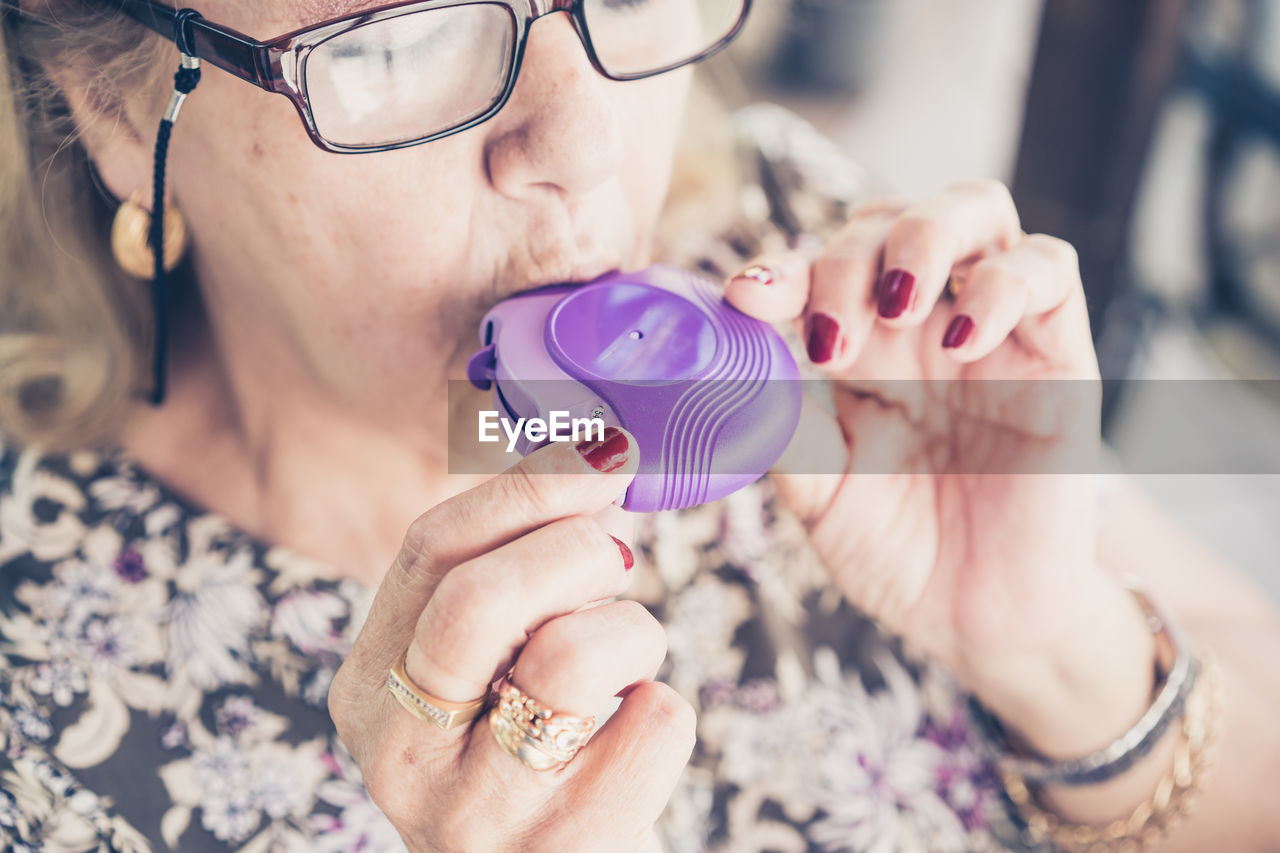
[716,0,1280,599]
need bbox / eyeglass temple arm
[108,0,279,90]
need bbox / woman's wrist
[958,566,1158,762]
[953,565,1220,830]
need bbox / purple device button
[547,282,718,383]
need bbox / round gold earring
[110,191,188,279]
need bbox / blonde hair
[0,2,170,450]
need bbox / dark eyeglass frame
[99,0,752,154]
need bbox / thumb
[769,392,848,522]
[722,252,812,324]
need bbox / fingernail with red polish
[731,265,775,287]
[577,427,629,473]
[877,269,915,319]
[942,314,975,349]
[806,312,844,364]
[611,536,634,571]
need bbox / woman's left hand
[725,180,1155,756]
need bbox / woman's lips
[510,262,623,293]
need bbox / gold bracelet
[1000,652,1222,853]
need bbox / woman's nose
[483,12,625,200]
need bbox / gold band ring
[948,230,1031,298]
[488,677,596,771]
[386,648,487,730]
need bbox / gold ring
[948,231,1029,297]
[386,648,487,730]
[488,677,595,771]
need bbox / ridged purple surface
[472,265,802,512]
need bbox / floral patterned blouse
[1,106,1028,853]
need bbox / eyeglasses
[102,0,751,154]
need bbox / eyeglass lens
[584,0,741,75]
[302,0,743,148]
[305,4,516,147]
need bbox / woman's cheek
[620,71,691,204]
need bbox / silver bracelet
[967,578,1199,787]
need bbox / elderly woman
[1,0,1277,850]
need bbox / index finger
[874,179,1022,328]
[400,426,637,589]
[350,428,638,675]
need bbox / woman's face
[132,0,693,414]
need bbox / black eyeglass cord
[147,9,203,406]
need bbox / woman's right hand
[328,428,693,852]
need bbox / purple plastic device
[466,265,802,512]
